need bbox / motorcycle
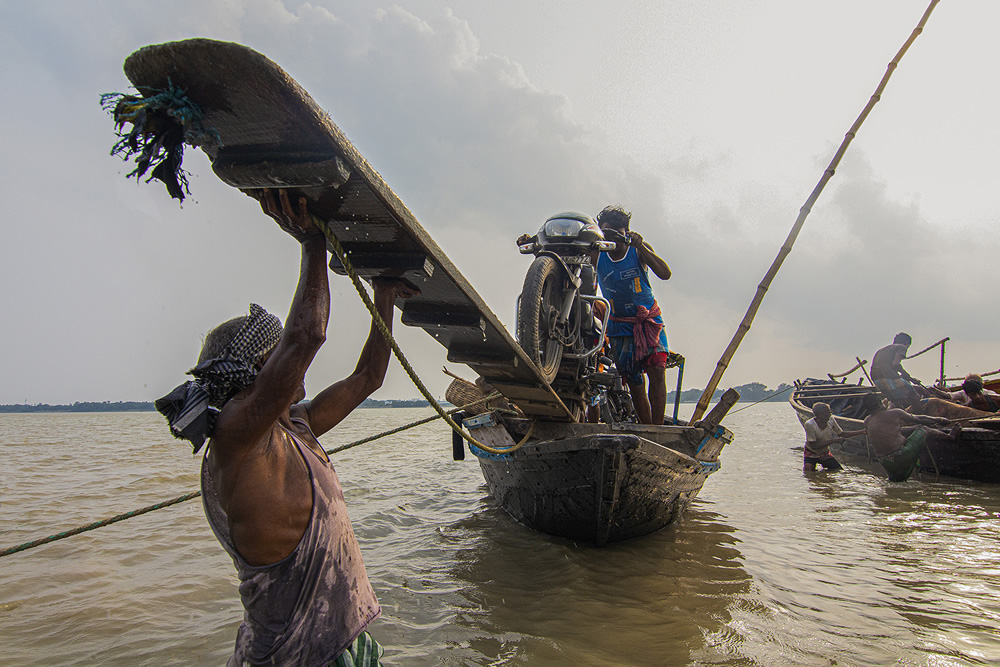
[516,212,624,418]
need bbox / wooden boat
[788,378,1000,483]
[454,389,738,546]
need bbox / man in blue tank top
[156,189,418,665]
[593,205,673,424]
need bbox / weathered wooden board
[122,38,573,420]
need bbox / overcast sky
[1,1,997,405]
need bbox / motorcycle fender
[535,250,581,288]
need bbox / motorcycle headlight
[544,217,585,238]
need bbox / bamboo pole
[794,386,875,394]
[792,392,875,401]
[857,356,876,387]
[690,0,941,422]
[943,368,1000,383]
[904,337,949,359]
[940,339,946,386]
[828,358,867,380]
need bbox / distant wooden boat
[455,390,738,546]
[788,378,1000,483]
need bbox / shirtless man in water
[861,393,958,482]
[156,189,418,665]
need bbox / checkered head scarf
[155,304,283,453]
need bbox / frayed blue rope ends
[101,82,221,202]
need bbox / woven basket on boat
[445,376,490,411]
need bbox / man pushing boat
[155,189,418,665]
[861,393,959,482]
[800,402,865,473]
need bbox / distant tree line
[0,401,156,413]
[0,398,434,413]
[0,383,793,413]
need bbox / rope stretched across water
[728,384,795,415]
[0,393,509,558]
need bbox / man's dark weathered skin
[206,188,418,566]
[863,396,955,458]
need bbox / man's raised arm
[305,278,419,437]
[211,189,329,454]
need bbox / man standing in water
[593,205,672,425]
[801,402,865,472]
[871,333,928,409]
[861,393,958,482]
[156,189,418,665]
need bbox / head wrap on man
[963,374,985,394]
[155,304,283,453]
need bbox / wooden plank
[121,39,574,420]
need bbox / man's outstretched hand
[259,188,323,242]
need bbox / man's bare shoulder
[866,409,901,426]
[209,411,286,466]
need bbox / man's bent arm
[306,278,418,437]
[633,234,671,280]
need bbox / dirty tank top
[201,418,381,666]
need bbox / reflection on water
[2,406,1000,665]
[445,501,750,665]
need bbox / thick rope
[329,392,509,454]
[728,384,795,415]
[828,359,867,379]
[0,492,201,558]
[314,214,533,457]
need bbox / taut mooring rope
[728,384,795,415]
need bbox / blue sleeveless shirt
[596,246,667,339]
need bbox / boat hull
[789,380,1000,483]
[473,421,730,546]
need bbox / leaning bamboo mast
[690,0,941,422]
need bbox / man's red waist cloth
[610,304,663,360]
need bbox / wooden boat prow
[458,390,738,546]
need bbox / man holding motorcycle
[592,205,672,425]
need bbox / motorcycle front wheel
[517,255,565,383]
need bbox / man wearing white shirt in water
[801,402,864,472]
